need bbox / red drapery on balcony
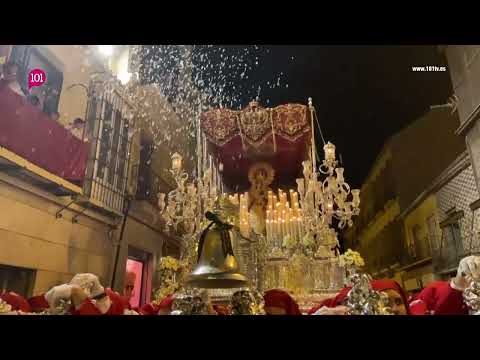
[0,84,89,184]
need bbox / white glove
[451,255,480,291]
[123,309,139,315]
[313,305,349,315]
[69,273,104,298]
[45,284,75,309]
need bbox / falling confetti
[122,45,292,166]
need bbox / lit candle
[203,136,207,172]
[290,208,295,240]
[273,210,278,246]
[352,189,360,207]
[280,217,285,244]
[327,198,334,212]
[324,141,336,162]
[293,191,299,206]
[336,167,344,184]
[266,219,270,244]
[292,216,298,242]
[266,210,271,244]
[286,208,291,239]
[172,152,182,171]
[299,213,303,239]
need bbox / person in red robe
[263,289,302,315]
[28,294,50,313]
[119,271,143,312]
[213,304,231,315]
[308,279,410,315]
[45,274,127,315]
[123,271,136,305]
[141,294,174,315]
[71,274,126,315]
[0,291,32,313]
[409,255,480,315]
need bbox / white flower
[283,235,297,250]
[159,256,183,271]
[340,249,365,268]
[301,234,315,248]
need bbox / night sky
[142,45,453,188]
[217,45,453,189]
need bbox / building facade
[397,151,480,291]
[343,106,465,288]
[444,46,480,196]
[0,45,192,305]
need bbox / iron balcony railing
[82,78,136,214]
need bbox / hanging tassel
[270,108,277,153]
[237,113,247,152]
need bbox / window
[445,222,463,253]
[408,225,419,259]
[0,264,36,298]
[410,224,431,260]
[9,45,63,114]
[83,80,134,212]
[427,214,439,250]
[439,211,465,270]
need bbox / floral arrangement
[282,234,317,258]
[0,299,13,314]
[301,234,316,248]
[152,256,187,304]
[159,256,184,271]
[282,235,297,250]
[339,249,365,268]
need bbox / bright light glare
[98,45,113,57]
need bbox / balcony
[0,76,135,218]
[0,85,87,196]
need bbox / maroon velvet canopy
[0,84,89,184]
[200,101,311,190]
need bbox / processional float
[158,98,361,308]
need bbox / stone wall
[0,174,117,296]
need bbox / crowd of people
[0,61,86,141]
[1,254,479,316]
